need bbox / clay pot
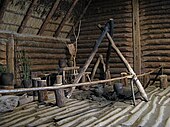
[22,79,32,88]
[0,73,13,86]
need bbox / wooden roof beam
[67,0,92,38]
[54,0,79,37]
[37,0,61,35]
[17,0,38,33]
[0,0,10,24]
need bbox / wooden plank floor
[0,86,170,127]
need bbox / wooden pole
[32,78,41,101]
[143,74,150,88]
[6,34,15,88]
[54,75,65,107]
[159,75,168,89]
[106,32,148,101]
[130,78,136,106]
[106,19,114,70]
[66,24,109,98]
[91,55,101,81]
[0,74,134,94]
[132,0,141,74]
[98,24,148,101]
[121,72,128,86]
[0,68,159,94]
[37,80,47,103]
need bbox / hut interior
[0,0,170,126]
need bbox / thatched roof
[0,0,91,38]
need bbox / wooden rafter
[0,0,10,24]
[54,0,79,37]
[37,0,61,35]
[67,0,92,38]
[17,0,38,33]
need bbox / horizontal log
[140,24,170,31]
[77,47,132,54]
[31,64,57,71]
[142,45,170,51]
[140,1,170,9]
[16,41,66,49]
[0,41,6,45]
[80,28,132,36]
[143,50,170,56]
[0,74,135,94]
[0,30,70,43]
[0,52,6,58]
[143,56,170,62]
[82,13,132,25]
[25,53,66,59]
[141,39,170,45]
[81,22,132,32]
[141,28,170,35]
[16,46,65,54]
[79,33,132,40]
[29,59,59,65]
[77,52,133,58]
[78,38,132,43]
[141,33,170,40]
[144,62,170,68]
[0,59,6,64]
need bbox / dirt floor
[0,84,170,127]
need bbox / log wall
[140,0,170,79]
[0,38,7,65]
[0,31,69,86]
[76,0,133,79]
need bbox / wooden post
[37,80,48,103]
[130,78,136,106]
[121,72,128,86]
[32,77,41,101]
[132,0,141,74]
[6,34,15,87]
[159,75,168,89]
[143,74,150,88]
[54,75,65,107]
[66,24,109,98]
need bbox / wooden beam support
[6,34,15,74]
[67,0,92,38]
[17,0,38,33]
[132,0,141,74]
[54,0,79,37]
[54,75,65,107]
[106,18,114,70]
[37,0,61,35]
[0,0,10,24]
[66,23,109,98]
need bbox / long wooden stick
[66,24,109,98]
[104,29,148,101]
[0,75,133,94]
